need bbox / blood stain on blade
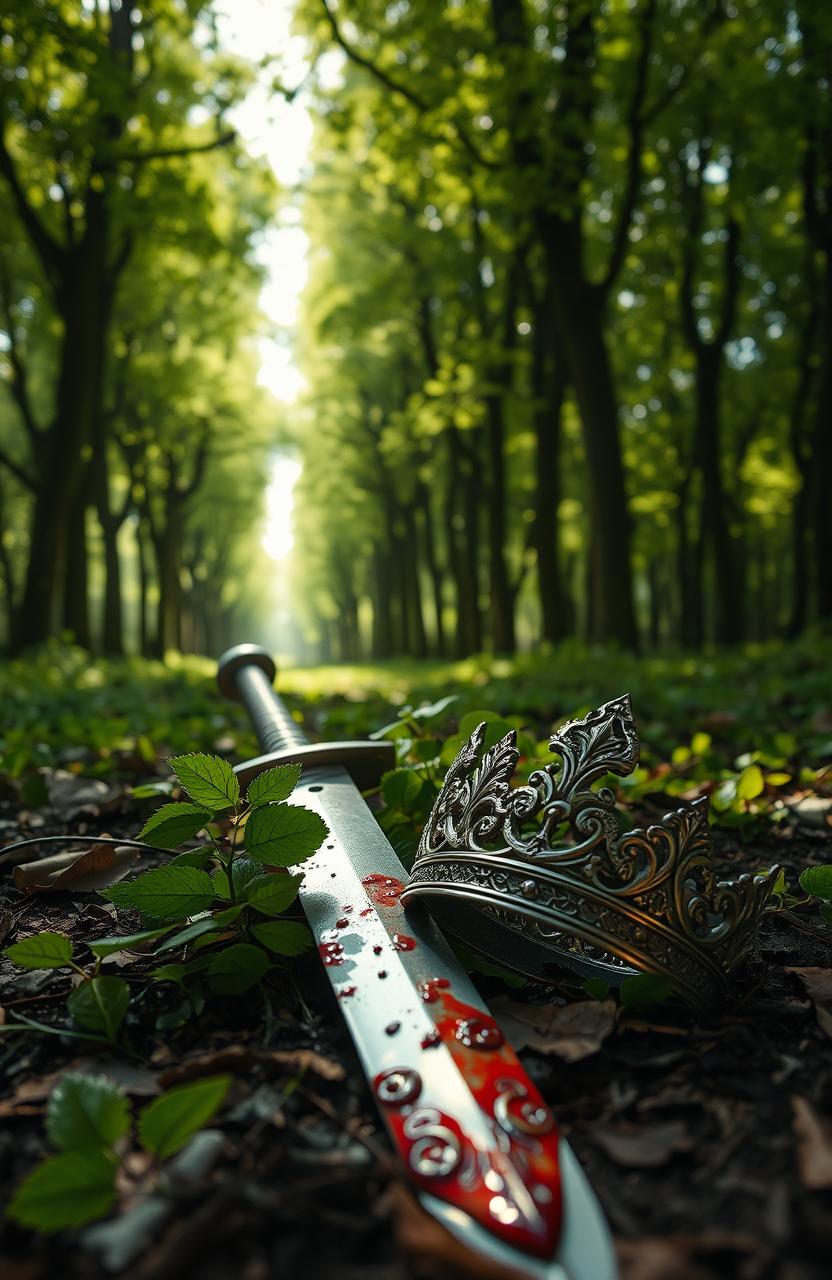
[319,941,345,966]
[392,932,416,952]
[338,986,357,999]
[361,873,405,907]
[453,1016,504,1050]
[417,977,451,1003]
[420,1029,442,1050]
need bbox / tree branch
[119,130,236,166]
[0,442,36,490]
[0,268,43,448]
[599,0,657,296]
[0,128,63,286]
[319,0,496,169]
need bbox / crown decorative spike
[402,695,780,1016]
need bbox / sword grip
[217,644,310,753]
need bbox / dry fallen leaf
[13,841,139,893]
[786,795,832,830]
[157,1044,344,1087]
[491,996,616,1061]
[792,1096,832,1189]
[589,1120,693,1168]
[786,967,832,1040]
[43,769,122,820]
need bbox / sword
[218,644,616,1280]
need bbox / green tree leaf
[243,803,327,867]
[67,977,130,1040]
[243,871,304,915]
[138,802,214,849]
[169,753,240,813]
[245,763,302,808]
[799,865,832,901]
[4,932,73,970]
[207,942,270,993]
[104,866,217,920]
[46,1074,129,1152]
[138,1076,231,1160]
[7,1150,117,1232]
[249,920,313,956]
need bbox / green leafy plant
[7,1072,230,1232]
[798,864,832,927]
[3,755,327,1037]
[2,932,130,1043]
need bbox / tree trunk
[541,221,637,648]
[676,473,703,649]
[531,320,569,644]
[403,503,428,658]
[418,484,446,656]
[814,254,832,621]
[695,346,742,644]
[371,539,394,658]
[62,480,92,648]
[136,519,150,656]
[445,429,482,656]
[485,391,515,652]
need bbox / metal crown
[402,695,779,1015]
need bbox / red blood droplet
[342,905,353,914]
[453,1016,504,1050]
[417,977,451,1003]
[420,1029,442,1050]
[338,986,357,999]
[373,944,383,955]
[392,932,416,952]
[318,941,345,966]
[335,917,350,929]
[359,907,373,918]
[385,1021,401,1035]
[378,970,388,979]
[361,873,405,907]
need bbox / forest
[2,6,832,1280]
[1,0,830,662]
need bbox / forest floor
[1,637,831,1280]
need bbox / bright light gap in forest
[262,455,302,561]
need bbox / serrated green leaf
[380,767,423,812]
[67,978,130,1040]
[799,865,832,901]
[244,803,327,867]
[103,865,216,921]
[4,932,74,970]
[620,973,673,1008]
[243,871,303,915]
[89,926,175,958]
[7,1150,117,1231]
[46,1074,129,1152]
[207,942,270,993]
[138,802,214,849]
[245,763,302,808]
[250,920,313,956]
[169,753,240,813]
[138,1075,231,1160]
[819,903,832,927]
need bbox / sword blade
[275,761,616,1280]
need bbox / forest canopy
[1,0,831,660]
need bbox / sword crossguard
[217,643,395,792]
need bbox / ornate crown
[401,696,779,1015]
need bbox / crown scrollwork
[404,695,779,1015]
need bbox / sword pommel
[217,642,395,791]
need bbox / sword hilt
[217,643,395,791]
[217,643,309,753]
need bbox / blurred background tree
[1,0,830,661]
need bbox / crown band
[402,696,779,1016]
